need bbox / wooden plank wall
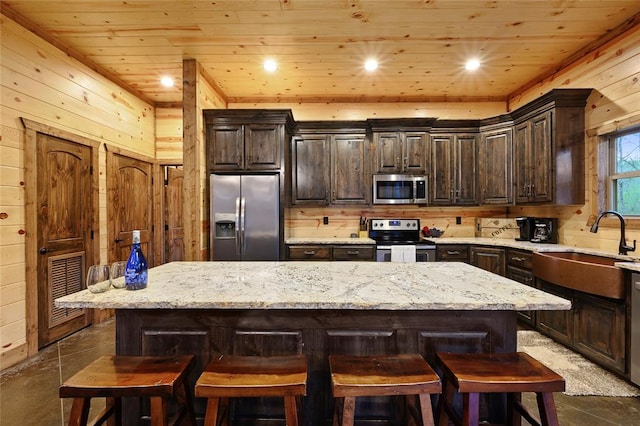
[0,15,155,368]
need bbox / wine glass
[110,261,127,289]
[86,265,110,293]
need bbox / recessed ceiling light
[263,59,278,72]
[160,76,174,87]
[364,58,378,72]
[465,58,481,71]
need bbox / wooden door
[207,124,244,170]
[513,121,531,203]
[430,135,453,205]
[331,134,368,204]
[108,153,154,265]
[164,166,184,262]
[373,132,401,173]
[291,134,330,204]
[403,132,428,173]
[530,111,552,202]
[37,134,93,348]
[479,128,512,205]
[245,123,281,170]
[454,134,478,205]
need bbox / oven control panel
[369,219,420,231]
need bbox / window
[609,128,640,215]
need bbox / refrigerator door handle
[240,197,246,255]
[235,197,241,256]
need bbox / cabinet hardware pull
[447,251,460,255]
[512,256,526,262]
[347,250,359,255]
[303,250,316,256]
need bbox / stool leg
[68,397,91,426]
[462,393,480,426]
[175,380,197,426]
[418,394,435,426]
[149,396,168,426]
[341,396,356,426]
[204,397,220,426]
[507,392,522,426]
[436,379,455,426]
[284,395,300,426]
[536,392,560,426]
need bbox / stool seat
[436,352,565,426]
[329,354,441,426]
[195,355,307,426]
[60,355,196,426]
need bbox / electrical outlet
[323,216,329,225]
[456,216,462,225]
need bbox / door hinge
[165,224,169,231]
[89,165,94,175]
[91,230,94,239]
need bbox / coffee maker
[515,217,536,241]
[531,218,558,244]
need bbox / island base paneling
[115,308,516,425]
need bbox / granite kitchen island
[57,261,570,425]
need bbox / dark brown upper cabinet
[430,122,479,206]
[291,121,369,205]
[205,109,294,172]
[368,118,436,175]
[478,121,513,205]
[511,89,591,205]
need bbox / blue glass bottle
[125,230,148,290]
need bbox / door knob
[39,247,49,254]
[115,238,123,243]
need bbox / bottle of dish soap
[124,230,148,290]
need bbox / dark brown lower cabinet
[536,280,573,346]
[536,279,626,375]
[574,292,625,373]
[507,265,536,326]
[470,246,505,276]
[116,308,517,425]
[287,244,375,261]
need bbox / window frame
[606,127,640,217]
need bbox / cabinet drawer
[506,249,533,269]
[287,245,331,260]
[332,245,375,261]
[436,245,469,262]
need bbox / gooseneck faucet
[590,210,636,255]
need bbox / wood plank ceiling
[3,0,640,106]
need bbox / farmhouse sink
[532,252,625,299]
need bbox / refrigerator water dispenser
[214,213,236,239]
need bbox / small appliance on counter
[531,218,558,243]
[515,217,536,241]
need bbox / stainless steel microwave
[372,174,428,204]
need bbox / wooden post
[182,59,201,260]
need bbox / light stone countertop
[615,262,640,273]
[55,261,570,311]
[285,237,376,245]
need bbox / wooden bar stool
[329,354,442,426]
[435,352,565,426]
[59,355,196,426]
[195,354,307,426]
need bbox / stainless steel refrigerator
[210,174,280,261]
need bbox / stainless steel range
[368,218,436,262]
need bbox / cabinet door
[507,265,535,326]
[207,124,244,170]
[332,245,375,261]
[513,121,531,203]
[331,134,368,204]
[373,132,401,173]
[479,128,512,205]
[536,280,573,346]
[436,245,469,262]
[574,292,625,374]
[454,134,478,205]
[287,245,331,260]
[403,132,428,174]
[430,135,453,205]
[529,111,552,202]
[245,124,281,170]
[291,135,330,205]
[470,246,505,276]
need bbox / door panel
[108,153,153,264]
[37,134,92,348]
[164,167,184,262]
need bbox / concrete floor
[1,318,639,425]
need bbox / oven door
[376,244,435,262]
